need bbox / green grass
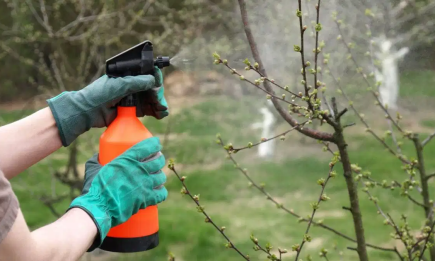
[2,86,435,261]
[400,70,435,97]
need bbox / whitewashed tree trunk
[251,101,276,159]
[374,37,409,110]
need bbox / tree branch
[225,123,307,153]
[169,162,249,260]
[218,136,398,254]
[313,0,322,101]
[331,98,369,261]
[334,19,404,134]
[422,130,435,147]
[411,134,435,260]
[236,0,335,142]
[324,63,410,165]
[294,165,335,261]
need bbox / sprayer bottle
[97,40,170,253]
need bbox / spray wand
[98,40,171,253]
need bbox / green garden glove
[47,67,169,147]
[68,137,168,251]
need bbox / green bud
[315,23,322,32]
[292,244,300,251]
[320,194,330,201]
[212,52,220,59]
[317,178,325,186]
[250,234,258,244]
[365,9,374,17]
[304,234,312,242]
[310,202,319,210]
[296,9,302,17]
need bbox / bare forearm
[0,107,62,178]
[0,208,97,261]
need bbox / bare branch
[226,123,307,153]
[221,62,300,107]
[218,136,398,254]
[169,163,249,260]
[236,0,335,142]
[313,0,322,101]
[334,20,404,134]
[38,0,53,36]
[24,0,51,33]
[294,165,334,260]
[325,63,410,165]
[422,131,435,147]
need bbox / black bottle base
[99,232,159,253]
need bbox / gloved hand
[47,67,169,147]
[68,137,168,251]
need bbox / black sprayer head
[105,40,171,106]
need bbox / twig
[294,165,334,261]
[169,163,249,260]
[325,63,410,165]
[249,236,283,261]
[388,120,403,155]
[220,62,299,106]
[313,0,322,101]
[228,123,307,153]
[388,214,414,259]
[367,177,424,209]
[296,0,310,101]
[422,131,435,147]
[418,222,435,260]
[236,0,335,142]
[334,20,404,134]
[360,183,405,260]
[425,173,435,182]
[218,137,398,254]
[249,66,301,98]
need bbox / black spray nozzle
[105,40,171,107]
[154,56,170,69]
[106,40,171,78]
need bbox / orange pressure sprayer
[98,40,170,253]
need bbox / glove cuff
[68,196,112,252]
[46,91,92,147]
[47,92,70,146]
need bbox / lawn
[1,70,435,261]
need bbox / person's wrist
[68,195,112,251]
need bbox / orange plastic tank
[98,105,160,253]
